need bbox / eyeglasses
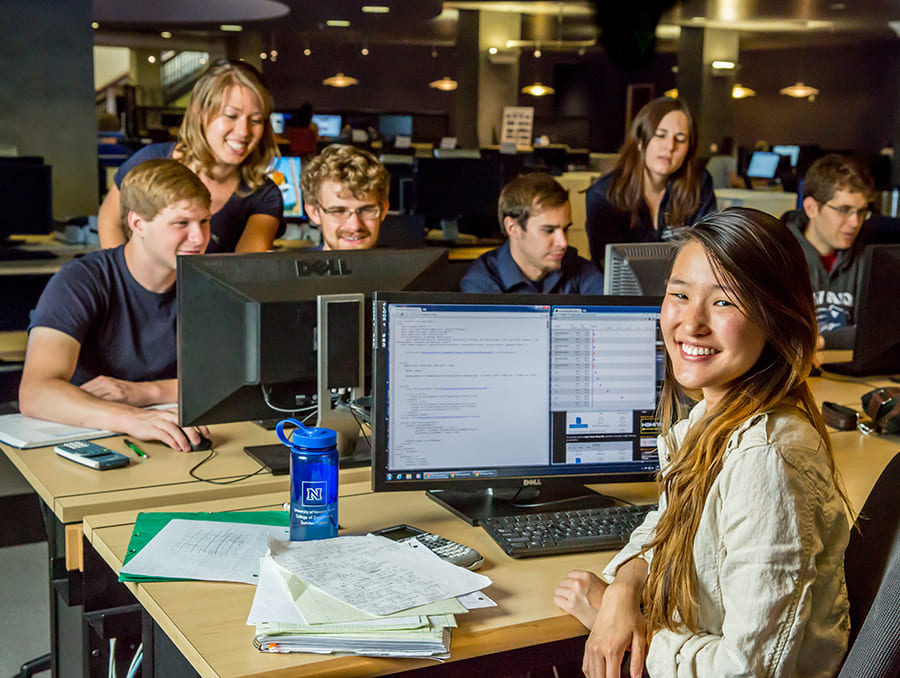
[318,205,382,223]
[823,202,871,222]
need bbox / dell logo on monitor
[295,258,352,277]
[523,478,543,487]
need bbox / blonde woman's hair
[175,60,278,194]
[119,159,210,237]
[640,207,851,637]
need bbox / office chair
[836,450,900,677]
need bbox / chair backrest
[836,450,900,677]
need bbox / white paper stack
[247,534,494,659]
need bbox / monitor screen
[268,156,303,218]
[312,114,342,138]
[746,151,781,179]
[177,248,459,429]
[413,155,507,239]
[604,242,675,296]
[378,115,413,142]
[372,292,664,524]
[773,145,800,167]
[270,112,290,135]
[0,158,52,245]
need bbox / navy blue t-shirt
[114,142,284,253]
[460,242,604,294]
[28,247,177,386]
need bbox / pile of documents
[247,534,494,658]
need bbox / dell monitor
[604,242,675,296]
[821,244,900,377]
[0,158,53,254]
[378,115,413,144]
[746,151,781,179]
[177,248,459,441]
[312,114,342,138]
[372,291,664,525]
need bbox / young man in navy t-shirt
[20,159,212,451]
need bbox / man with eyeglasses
[785,153,873,349]
[300,144,389,250]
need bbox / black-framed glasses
[823,202,871,222]
[319,205,382,223]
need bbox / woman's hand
[553,569,607,629]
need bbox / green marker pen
[123,438,149,459]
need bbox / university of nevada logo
[301,480,327,506]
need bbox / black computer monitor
[773,145,800,168]
[177,248,458,429]
[0,158,53,249]
[821,244,900,376]
[371,291,664,525]
[746,151,781,179]
[270,112,291,135]
[312,114,342,138]
[378,115,413,144]
[603,242,675,295]
[268,156,303,218]
[412,155,505,239]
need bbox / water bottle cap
[275,418,337,449]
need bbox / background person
[20,159,212,452]
[300,144,389,250]
[460,172,603,294]
[783,153,873,349]
[554,208,851,678]
[584,97,716,271]
[97,59,283,253]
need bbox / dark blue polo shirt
[459,242,604,294]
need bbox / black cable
[187,447,270,485]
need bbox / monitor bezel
[371,290,664,496]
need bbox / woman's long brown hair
[640,208,851,637]
[607,97,703,229]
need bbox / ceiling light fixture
[711,60,735,69]
[270,49,278,62]
[521,82,554,97]
[731,83,756,98]
[259,52,267,60]
[147,55,157,64]
[322,72,359,88]
[361,46,369,56]
[326,19,351,28]
[488,47,498,55]
[779,81,820,99]
[304,47,311,56]
[664,88,678,98]
[219,24,243,32]
[429,76,458,91]
[91,22,99,29]
[160,31,172,39]
[362,5,390,13]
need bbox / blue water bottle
[276,418,339,541]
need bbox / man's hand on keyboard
[554,569,607,629]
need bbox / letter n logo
[301,481,327,506]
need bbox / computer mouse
[189,436,213,452]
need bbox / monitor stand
[426,486,617,526]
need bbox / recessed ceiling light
[147,55,157,63]
[488,47,498,55]
[326,19,351,27]
[304,48,312,56]
[361,47,369,56]
[160,31,172,39]
[259,52,268,60]
[219,24,243,32]
[711,60,735,69]
[362,5,390,13]
[91,22,99,29]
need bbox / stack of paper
[247,534,494,659]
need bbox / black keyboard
[481,503,657,558]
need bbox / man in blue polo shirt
[460,172,603,294]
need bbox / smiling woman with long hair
[584,97,717,272]
[555,207,852,678]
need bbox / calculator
[54,440,130,470]
[370,524,484,570]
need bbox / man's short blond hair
[300,144,390,206]
[119,159,211,237]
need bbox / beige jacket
[602,402,850,677]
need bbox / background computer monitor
[268,156,303,218]
[746,151,781,179]
[772,145,800,167]
[178,248,458,429]
[821,244,900,376]
[0,157,53,249]
[412,155,507,240]
[270,112,290,135]
[378,114,413,144]
[371,291,664,525]
[312,114,342,138]
[603,242,675,296]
